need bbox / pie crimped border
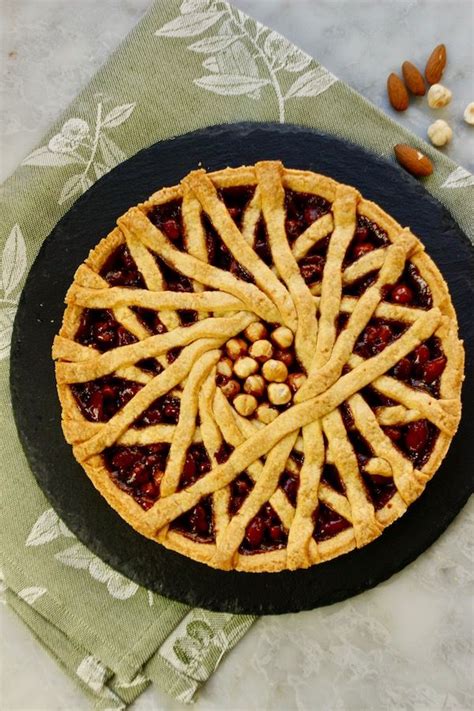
[53,162,464,572]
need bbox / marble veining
[1,1,473,709]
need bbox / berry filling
[132,307,168,335]
[313,503,350,542]
[355,319,407,358]
[279,470,299,506]
[321,463,345,494]
[285,189,331,242]
[219,186,255,228]
[229,472,254,514]
[383,419,439,468]
[132,394,180,428]
[103,443,169,510]
[72,377,142,422]
[385,263,433,309]
[343,270,378,297]
[253,219,272,265]
[205,216,254,282]
[362,474,397,510]
[177,444,212,490]
[240,503,287,553]
[215,442,235,464]
[390,337,446,396]
[155,256,193,293]
[147,200,184,250]
[75,309,137,351]
[344,215,390,267]
[136,358,164,375]
[171,496,214,542]
[100,244,145,287]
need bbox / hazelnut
[243,374,265,397]
[271,325,294,349]
[233,394,258,417]
[249,339,273,362]
[256,403,279,424]
[220,379,240,399]
[244,322,268,342]
[463,102,474,125]
[233,356,259,379]
[273,347,294,368]
[268,382,292,406]
[225,337,247,361]
[262,359,288,382]
[427,119,453,147]
[216,357,233,379]
[427,83,452,109]
[287,372,307,392]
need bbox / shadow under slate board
[10,123,474,614]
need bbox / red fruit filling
[390,336,446,396]
[385,263,433,309]
[240,503,287,553]
[313,503,350,542]
[229,472,254,514]
[132,394,180,428]
[355,319,407,358]
[285,189,331,242]
[103,443,169,510]
[382,420,438,468]
[320,463,345,494]
[177,444,212,490]
[147,200,184,249]
[279,470,299,506]
[171,496,214,542]
[100,244,145,287]
[75,309,137,351]
[72,377,142,422]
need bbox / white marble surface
[1,1,473,709]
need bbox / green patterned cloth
[1,0,473,707]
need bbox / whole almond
[394,144,433,177]
[425,44,447,84]
[387,73,409,111]
[402,61,426,95]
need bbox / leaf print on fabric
[18,586,47,605]
[155,10,225,38]
[26,507,72,546]
[155,3,337,121]
[0,224,27,360]
[441,166,474,189]
[2,224,27,297]
[76,655,108,692]
[0,307,16,360]
[285,66,337,99]
[21,102,135,206]
[55,543,139,600]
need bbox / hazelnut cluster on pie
[53,161,464,572]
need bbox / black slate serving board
[10,123,474,615]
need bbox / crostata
[53,161,464,572]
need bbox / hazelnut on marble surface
[268,382,292,405]
[271,326,294,349]
[262,359,288,383]
[244,322,268,342]
[427,83,452,108]
[233,356,259,379]
[256,403,279,424]
[463,102,474,125]
[233,393,257,417]
[287,372,307,392]
[216,357,233,379]
[225,338,247,360]
[243,374,265,397]
[427,119,453,147]
[249,339,273,362]
[220,379,241,399]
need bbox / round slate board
[10,123,474,615]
